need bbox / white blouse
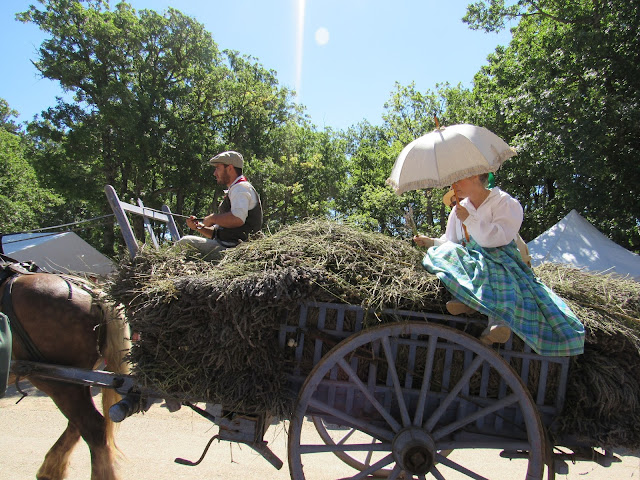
[435,187,523,248]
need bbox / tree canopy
[467,0,640,249]
[6,0,640,256]
[0,100,62,233]
[18,0,335,253]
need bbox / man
[178,151,262,259]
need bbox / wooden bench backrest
[104,185,181,259]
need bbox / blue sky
[0,0,513,131]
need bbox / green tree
[338,82,475,238]
[0,104,62,232]
[20,0,300,254]
[467,0,640,250]
[247,122,347,229]
[0,99,20,135]
[174,50,300,225]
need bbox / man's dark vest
[216,178,263,245]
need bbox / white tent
[2,231,115,277]
[527,209,640,281]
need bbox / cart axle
[392,427,436,475]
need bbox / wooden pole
[452,186,470,244]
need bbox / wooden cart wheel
[311,416,452,478]
[288,322,546,480]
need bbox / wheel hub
[392,427,436,475]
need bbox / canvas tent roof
[527,209,640,281]
[1,231,115,276]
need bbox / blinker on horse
[1,261,130,480]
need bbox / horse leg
[31,379,120,480]
[4,273,128,479]
[36,421,81,480]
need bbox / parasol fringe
[387,164,504,195]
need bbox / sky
[0,0,513,131]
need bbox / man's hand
[202,213,216,227]
[186,215,204,231]
[413,235,435,248]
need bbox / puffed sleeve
[433,208,464,246]
[463,193,523,247]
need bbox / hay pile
[107,219,640,449]
[108,220,445,417]
[534,264,640,448]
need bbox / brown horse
[2,271,130,480]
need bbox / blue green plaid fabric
[422,239,585,356]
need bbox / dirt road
[1,382,639,479]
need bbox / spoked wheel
[312,416,452,478]
[288,322,545,480]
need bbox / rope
[135,205,195,220]
[2,214,115,241]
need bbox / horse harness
[0,256,47,363]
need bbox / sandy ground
[1,382,639,480]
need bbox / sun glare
[315,27,329,46]
[295,0,306,103]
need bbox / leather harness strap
[2,274,47,363]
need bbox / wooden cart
[12,185,610,479]
[12,299,620,479]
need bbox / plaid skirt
[422,239,584,356]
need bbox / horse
[1,265,131,480]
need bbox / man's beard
[217,171,230,185]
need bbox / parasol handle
[452,189,470,244]
[434,115,440,129]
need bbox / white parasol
[386,123,517,195]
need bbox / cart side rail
[279,301,570,429]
